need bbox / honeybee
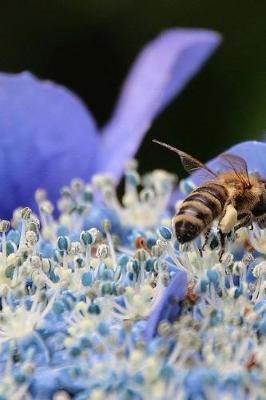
[153,140,266,256]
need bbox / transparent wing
[220,153,251,188]
[153,139,217,179]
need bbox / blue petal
[145,269,188,339]
[172,141,266,202]
[0,72,99,217]
[98,29,221,180]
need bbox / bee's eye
[261,180,266,189]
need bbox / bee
[153,140,266,256]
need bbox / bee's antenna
[152,139,180,155]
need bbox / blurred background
[2,0,266,179]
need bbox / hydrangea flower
[0,165,265,399]
[1,26,265,400]
[0,28,221,217]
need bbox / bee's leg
[234,212,253,232]
[218,230,226,262]
[256,214,266,229]
[218,203,237,234]
[202,228,211,251]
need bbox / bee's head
[252,179,266,217]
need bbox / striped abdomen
[173,183,228,243]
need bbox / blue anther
[6,240,17,255]
[80,230,93,246]
[57,236,70,251]
[125,171,140,186]
[101,282,113,295]
[158,226,172,240]
[146,237,156,249]
[132,260,140,274]
[53,249,62,263]
[119,254,130,267]
[49,270,60,283]
[127,272,134,281]
[145,258,155,272]
[88,304,101,315]
[200,279,208,293]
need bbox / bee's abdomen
[174,183,228,243]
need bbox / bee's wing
[220,153,251,188]
[153,140,218,179]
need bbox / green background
[1,0,266,179]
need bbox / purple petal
[172,141,266,203]
[0,72,99,217]
[145,269,188,339]
[98,29,221,180]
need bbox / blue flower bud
[80,337,92,349]
[119,254,129,267]
[83,189,93,203]
[101,269,114,281]
[13,370,27,384]
[5,264,15,279]
[81,272,93,287]
[40,240,53,258]
[127,272,134,281]
[160,365,174,381]
[6,240,17,255]
[200,279,208,293]
[70,345,81,357]
[132,371,144,384]
[234,286,243,299]
[207,269,219,284]
[57,225,69,236]
[259,318,266,335]
[97,321,109,336]
[7,229,20,244]
[53,301,65,315]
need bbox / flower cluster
[0,165,265,400]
